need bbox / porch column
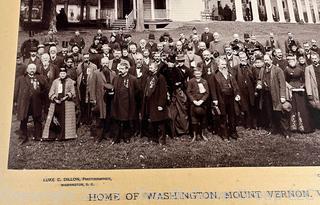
[133,0,137,19]
[265,0,274,22]
[312,0,320,23]
[151,0,155,20]
[235,0,245,21]
[287,0,296,23]
[276,0,286,22]
[251,0,260,22]
[166,0,170,19]
[296,0,305,22]
[97,0,101,19]
[305,0,313,23]
[114,0,118,20]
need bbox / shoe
[191,132,197,143]
[202,134,208,141]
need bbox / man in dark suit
[49,45,64,69]
[146,33,158,55]
[272,48,287,70]
[214,57,241,141]
[111,62,139,144]
[142,62,169,145]
[69,30,85,52]
[24,47,43,74]
[14,64,48,144]
[232,51,256,129]
[201,27,214,49]
[284,32,300,54]
[15,53,27,78]
[265,32,281,53]
[91,57,116,143]
[20,31,39,60]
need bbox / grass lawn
[8,21,320,169]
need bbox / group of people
[14,26,320,145]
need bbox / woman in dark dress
[284,56,314,133]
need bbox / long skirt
[290,91,314,133]
[168,90,189,135]
[42,101,77,140]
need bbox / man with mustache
[14,63,47,144]
[272,48,287,70]
[111,62,139,144]
[142,62,169,145]
[76,53,97,125]
[256,54,290,138]
[91,57,116,143]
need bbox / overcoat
[111,74,139,121]
[76,62,97,103]
[14,74,48,120]
[141,73,169,122]
[91,68,116,119]
[258,65,286,111]
[214,70,240,115]
[231,64,256,111]
[305,64,320,108]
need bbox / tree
[135,0,145,32]
[42,0,57,31]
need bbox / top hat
[148,33,155,40]
[244,33,250,39]
[62,41,69,48]
[29,30,35,37]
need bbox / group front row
[14,51,320,145]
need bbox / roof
[56,0,99,6]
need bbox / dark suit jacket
[14,74,48,120]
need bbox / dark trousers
[79,101,93,125]
[219,94,237,139]
[113,120,132,143]
[151,120,166,144]
[20,104,42,140]
[311,108,320,129]
[272,111,291,137]
[261,90,273,129]
[95,118,107,140]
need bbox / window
[155,0,166,9]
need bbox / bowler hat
[37,44,45,49]
[30,47,37,52]
[286,54,296,60]
[124,34,131,38]
[59,67,67,73]
[163,32,170,37]
[148,33,155,40]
